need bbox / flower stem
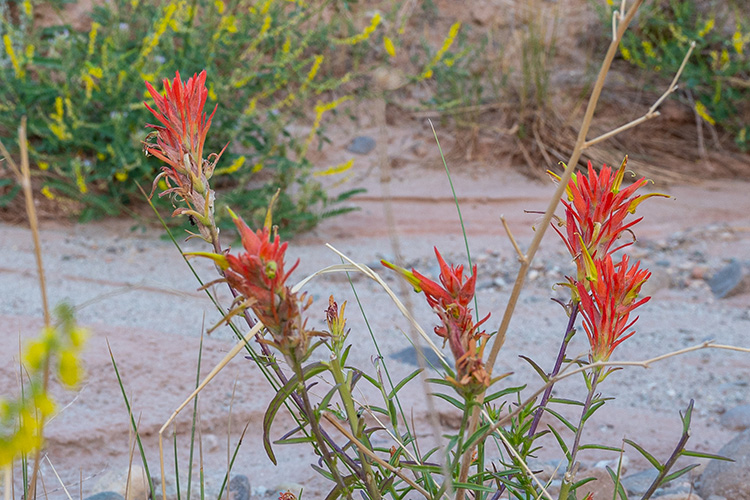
[329,356,382,499]
[558,369,600,500]
[528,302,579,438]
[290,357,353,500]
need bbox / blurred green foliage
[618,0,750,150]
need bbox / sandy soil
[2,146,750,498]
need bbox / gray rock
[346,136,376,155]
[708,260,750,298]
[85,493,125,500]
[720,405,750,431]
[621,469,662,496]
[228,475,251,500]
[698,429,750,499]
[391,345,447,369]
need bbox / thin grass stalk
[173,426,181,500]
[107,341,157,497]
[216,423,250,500]
[3,465,10,500]
[187,332,205,500]
[457,2,646,497]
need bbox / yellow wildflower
[252,162,263,173]
[641,40,656,60]
[282,36,291,53]
[115,171,128,182]
[698,18,714,38]
[39,162,50,171]
[214,155,246,176]
[88,22,101,57]
[384,36,395,57]
[334,12,381,45]
[695,101,716,125]
[3,34,24,79]
[41,186,55,200]
[215,0,225,14]
[23,0,33,16]
[314,158,354,177]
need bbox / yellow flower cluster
[695,102,716,125]
[733,24,750,55]
[421,22,461,79]
[139,1,181,61]
[303,96,352,155]
[334,13,381,45]
[1,304,87,468]
[3,34,24,79]
[49,97,72,141]
[314,158,353,177]
[214,155,246,176]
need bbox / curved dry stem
[322,412,432,499]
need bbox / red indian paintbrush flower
[188,209,312,361]
[383,249,491,396]
[550,157,667,285]
[143,70,226,242]
[576,253,651,362]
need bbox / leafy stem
[329,354,382,500]
[528,302,580,438]
[558,368,601,500]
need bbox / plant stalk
[329,356,381,499]
[558,370,601,500]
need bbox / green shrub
[617,0,750,150]
[0,0,407,232]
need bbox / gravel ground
[2,165,750,499]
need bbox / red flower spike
[576,254,651,362]
[383,248,491,396]
[551,158,668,282]
[143,71,227,242]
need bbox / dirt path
[2,163,750,499]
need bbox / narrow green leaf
[605,466,629,500]
[547,397,585,406]
[579,443,624,453]
[275,436,316,446]
[451,482,495,493]
[430,392,465,410]
[388,368,423,399]
[582,399,607,423]
[484,385,526,404]
[519,355,549,382]
[660,464,700,485]
[572,476,597,488]
[544,408,578,433]
[547,425,571,461]
[461,423,493,454]
[623,439,663,472]
[263,362,327,464]
[680,449,733,461]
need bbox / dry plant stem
[3,466,10,500]
[456,2,646,497]
[583,41,696,149]
[528,303,580,438]
[639,411,691,500]
[485,410,554,500]
[323,412,432,499]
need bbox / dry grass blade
[44,455,73,500]
[483,409,554,500]
[158,321,263,500]
[3,466,11,500]
[324,244,447,364]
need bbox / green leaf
[547,425,571,461]
[461,423,493,454]
[430,392,465,410]
[484,385,526,404]
[543,407,578,433]
[605,466,629,500]
[275,436,316,446]
[451,482,495,493]
[519,355,549,382]
[579,443,624,453]
[572,476,597,488]
[388,368,423,399]
[680,449,733,461]
[582,399,607,422]
[660,464,700,485]
[623,439,662,472]
[263,361,327,464]
[547,397,584,406]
